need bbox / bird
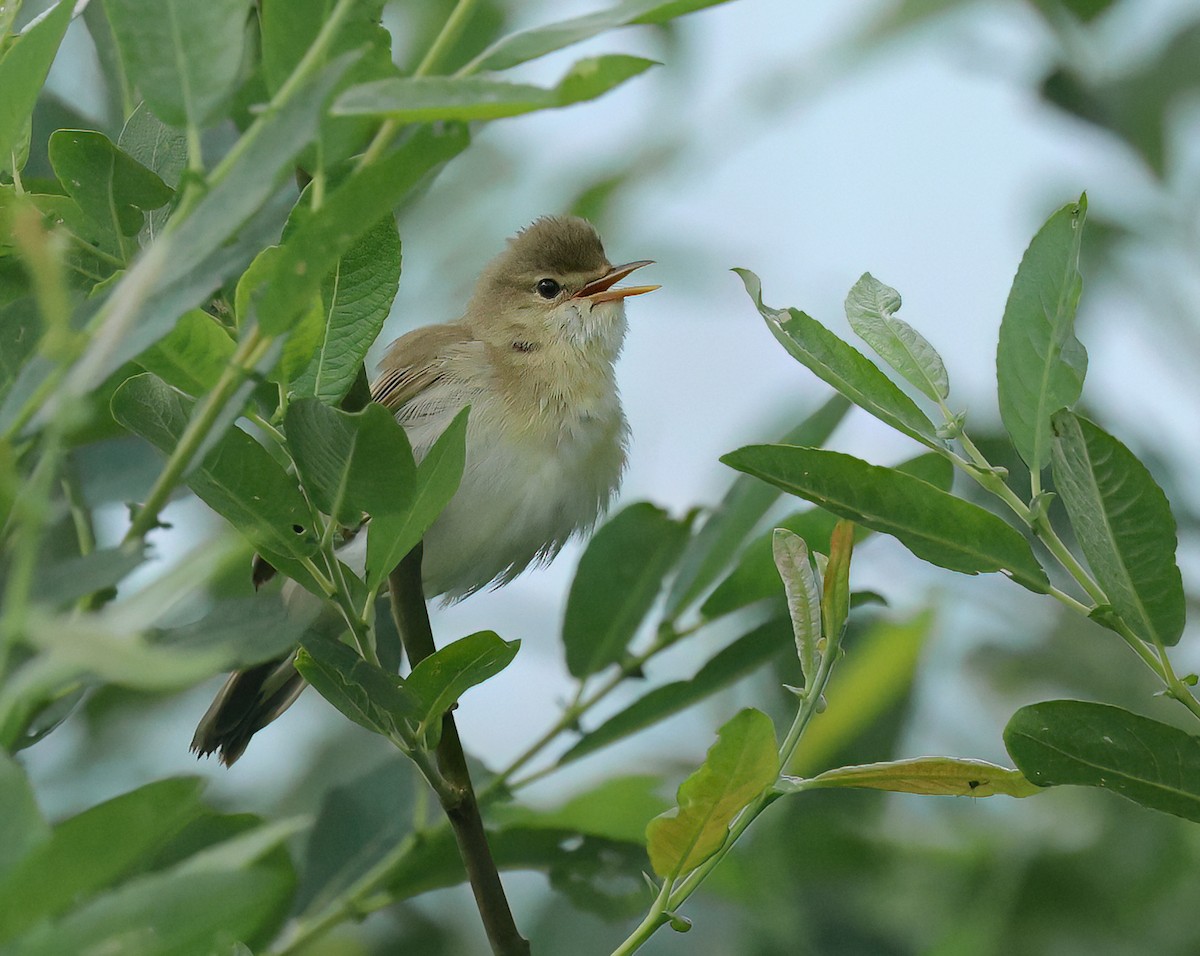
[192,215,658,764]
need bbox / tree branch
[387,545,530,956]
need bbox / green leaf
[722,444,1049,592]
[0,0,74,174]
[31,545,147,608]
[47,129,173,240]
[561,618,791,765]
[286,398,370,526]
[665,395,849,617]
[563,502,690,679]
[235,244,324,337]
[821,519,855,643]
[117,103,188,189]
[1005,699,1200,822]
[365,406,468,590]
[493,776,670,845]
[996,196,1088,473]
[701,453,952,619]
[773,530,821,685]
[464,0,734,73]
[736,268,942,448]
[1050,411,1184,646]
[104,0,251,128]
[334,54,656,122]
[296,639,419,741]
[406,631,520,747]
[110,373,318,560]
[844,272,949,401]
[0,297,39,407]
[0,754,48,883]
[135,309,235,396]
[257,123,467,337]
[786,756,1041,798]
[288,213,402,405]
[646,708,779,879]
[0,778,205,941]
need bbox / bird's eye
[535,278,561,299]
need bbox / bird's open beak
[575,260,659,303]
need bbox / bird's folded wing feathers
[371,322,485,425]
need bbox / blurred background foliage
[7,0,1200,952]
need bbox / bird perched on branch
[193,215,658,764]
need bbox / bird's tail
[190,655,307,766]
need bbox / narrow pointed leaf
[821,520,855,641]
[1005,699,1200,822]
[736,269,942,448]
[563,502,691,678]
[773,530,821,684]
[135,309,235,396]
[0,754,48,883]
[723,444,1049,592]
[1051,411,1184,645]
[334,55,655,122]
[561,618,791,765]
[646,708,778,878]
[996,195,1088,473]
[406,631,520,747]
[787,757,1041,798]
[0,0,74,173]
[844,272,948,401]
[666,395,849,617]
[296,639,419,740]
[104,0,250,128]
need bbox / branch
[387,545,530,956]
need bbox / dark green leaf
[334,54,655,122]
[0,298,38,407]
[563,502,690,679]
[47,130,173,239]
[665,395,849,617]
[31,545,147,608]
[110,373,318,559]
[0,0,74,174]
[0,754,48,883]
[646,708,778,878]
[104,0,251,128]
[257,123,467,337]
[135,309,235,395]
[1050,411,1184,646]
[0,778,205,941]
[561,618,791,765]
[996,196,1088,473]
[1005,699,1200,822]
[285,398,370,526]
[157,594,321,668]
[722,444,1049,592]
[735,268,942,448]
[406,631,520,747]
[701,453,951,618]
[463,0,735,73]
[787,756,1041,798]
[288,214,402,405]
[844,272,948,401]
[296,639,419,740]
[365,407,468,590]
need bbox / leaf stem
[415,0,478,77]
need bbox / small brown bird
[193,215,658,763]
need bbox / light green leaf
[464,0,734,73]
[0,778,205,941]
[110,373,318,560]
[722,444,1049,593]
[1050,411,1184,646]
[0,0,73,175]
[406,631,520,747]
[773,529,821,685]
[1005,699,1200,822]
[365,407,468,590]
[665,395,849,618]
[736,268,942,449]
[821,520,855,641]
[47,129,173,240]
[646,708,779,879]
[996,195,1088,473]
[0,754,48,883]
[334,54,656,122]
[563,502,690,679]
[104,0,250,128]
[785,756,1041,798]
[296,639,419,741]
[701,453,951,619]
[561,618,791,766]
[844,272,948,401]
[288,213,402,405]
[492,776,670,845]
[135,309,235,396]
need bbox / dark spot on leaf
[293,524,305,534]
[967,780,980,790]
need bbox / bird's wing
[370,322,486,430]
